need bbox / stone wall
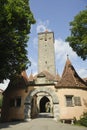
[38,32,56,75]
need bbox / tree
[66,9,87,60]
[0,0,36,82]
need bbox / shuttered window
[74,97,81,106]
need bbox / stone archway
[24,87,59,120]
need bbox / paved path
[0,118,87,130]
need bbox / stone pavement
[0,118,87,130]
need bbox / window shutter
[74,97,81,106]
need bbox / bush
[79,112,87,127]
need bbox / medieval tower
[38,31,56,75]
[1,30,87,122]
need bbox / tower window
[45,34,47,41]
[16,97,21,107]
[45,38,47,41]
[45,61,47,64]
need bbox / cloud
[0,79,10,90]
[36,20,51,33]
[54,38,77,63]
[54,38,78,76]
[54,38,87,78]
[78,68,87,78]
[32,37,38,49]
[27,57,37,75]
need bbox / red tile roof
[56,57,87,88]
[21,71,29,84]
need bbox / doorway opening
[40,96,50,113]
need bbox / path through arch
[24,87,59,120]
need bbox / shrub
[79,112,87,127]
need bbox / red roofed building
[1,31,87,123]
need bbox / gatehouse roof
[34,70,55,81]
[56,57,87,89]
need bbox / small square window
[45,61,47,64]
[65,95,73,107]
[16,97,21,107]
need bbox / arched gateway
[24,87,59,120]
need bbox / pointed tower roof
[21,71,29,84]
[28,73,34,82]
[83,78,87,85]
[56,57,87,88]
[54,73,61,82]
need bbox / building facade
[1,31,87,122]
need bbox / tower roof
[56,57,87,88]
[34,70,55,81]
[21,71,29,84]
[54,73,61,82]
[28,73,34,82]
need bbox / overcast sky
[0,0,87,90]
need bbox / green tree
[79,112,87,127]
[0,0,36,82]
[66,9,87,60]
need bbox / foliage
[78,112,87,127]
[66,9,87,60]
[0,0,36,82]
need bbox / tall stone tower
[38,31,56,75]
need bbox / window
[45,61,47,64]
[74,97,81,106]
[16,97,21,107]
[65,95,73,107]
[10,97,21,107]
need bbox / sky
[0,0,87,90]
